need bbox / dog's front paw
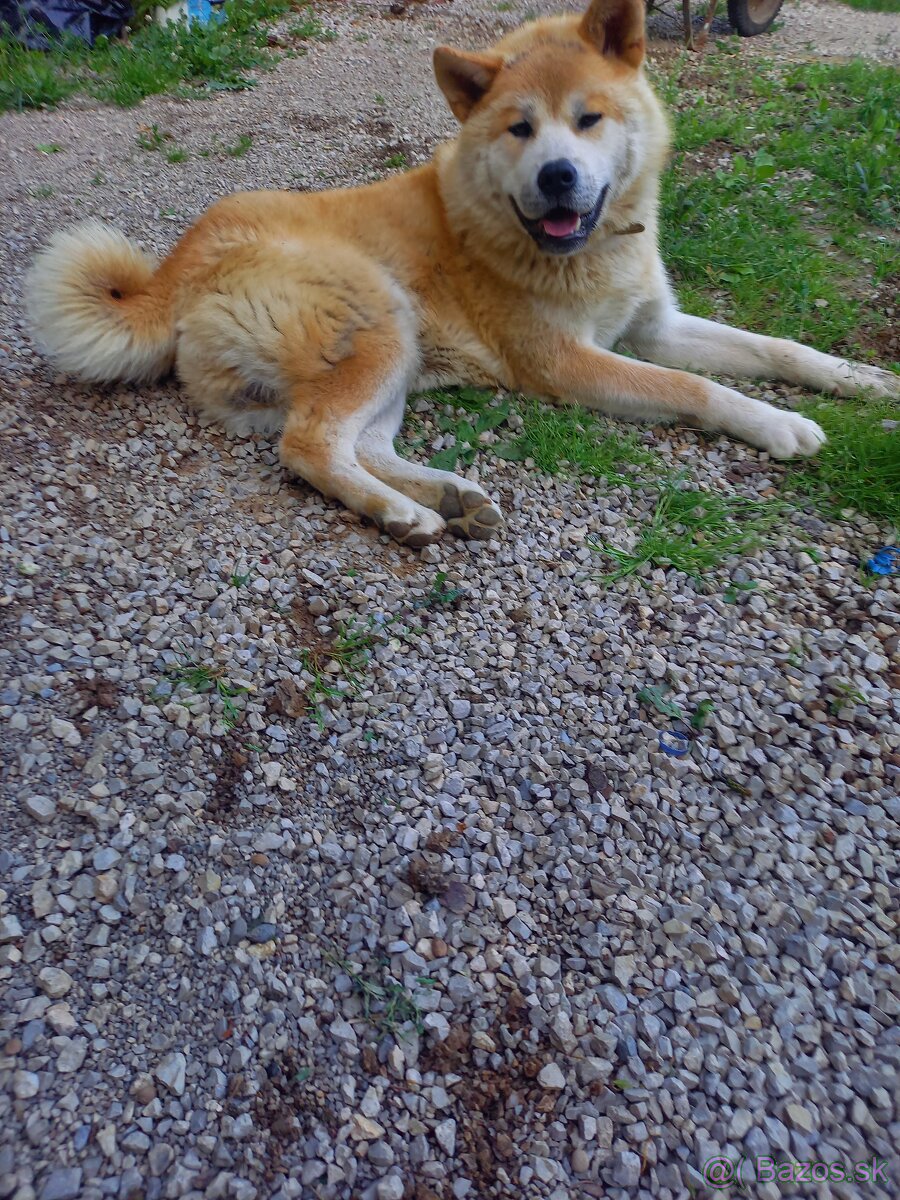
[839,362,900,401]
[759,411,827,460]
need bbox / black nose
[537,158,578,198]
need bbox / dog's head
[434,0,659,257]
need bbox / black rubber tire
[726,0,784,35]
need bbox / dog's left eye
[578,113,603,130]
[508,121,533,139]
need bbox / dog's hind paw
[440,483,504,541]
[383,505,446,549]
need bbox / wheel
[726,0,784,35]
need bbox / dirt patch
[253,1046,339,1181]
[418,995,560,1196]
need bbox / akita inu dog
[25,0,898,547]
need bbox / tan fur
[24,0,899,547]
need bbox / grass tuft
[300,613,409,727]
[162,646,252,729]
[497,399,662,484]
[592,474,783,583]
[786,399,900,527]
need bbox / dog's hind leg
[177,241,446,546]
[279,360,446,549]
[623,300,900,400]
[355,403,504,541]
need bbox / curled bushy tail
[24,220,176,383]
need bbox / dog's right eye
[508,121,533,139]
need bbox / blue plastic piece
[865,546,899,576]
[658,729,691,758]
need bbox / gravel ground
[1,2,899,1199]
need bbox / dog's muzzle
[511,185,609,256]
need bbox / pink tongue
[541,213,580,237]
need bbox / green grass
[329,952,435,1039]
[228,566,253,588]
[136,124,171,152]
[422,387,659,484]
[287,7,336,40]
[838,0,900,10]
[300,613,409,727]
[786,398,900,526]
[221,133,253,157]
[161,646,252,730]
[495,398,661,484]
[591,474,784,582]
[384,151,409,170]
[0,0,298,113]
[659,55,898,352]
[414,572,465,610]
[828,679,868,715]
[426,389,511,471]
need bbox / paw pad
[440,484,504,541]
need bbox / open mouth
[511,186,609,255]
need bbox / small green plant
[36,142,62,153]
[166,147,189,163]
[162,646,252,729]
[350,967,434,1037]
[288,6,336,39]
[32,185,55,199]
[638,683,683,721]
[222,133,253,157]
[228,566,253,588]
[722,579,758,604]
[429,395,511,471]
[786,641,807,668]
[137,124,171,151]
[374,93,386,105]
[415,572,465,610]
[384,151,408,170]
[690,699,716,731]
[91,172,105,185]
[594,476,782,583]
[828,680,867,715]
[300,614,407,726]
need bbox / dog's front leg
[521,337,825,459]
[623,301,900,400]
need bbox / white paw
[838,362,900,400]
[758,411,827,460]
[382,502,446,548]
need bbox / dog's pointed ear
[433,47,504,122]
[580,0,646,68]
